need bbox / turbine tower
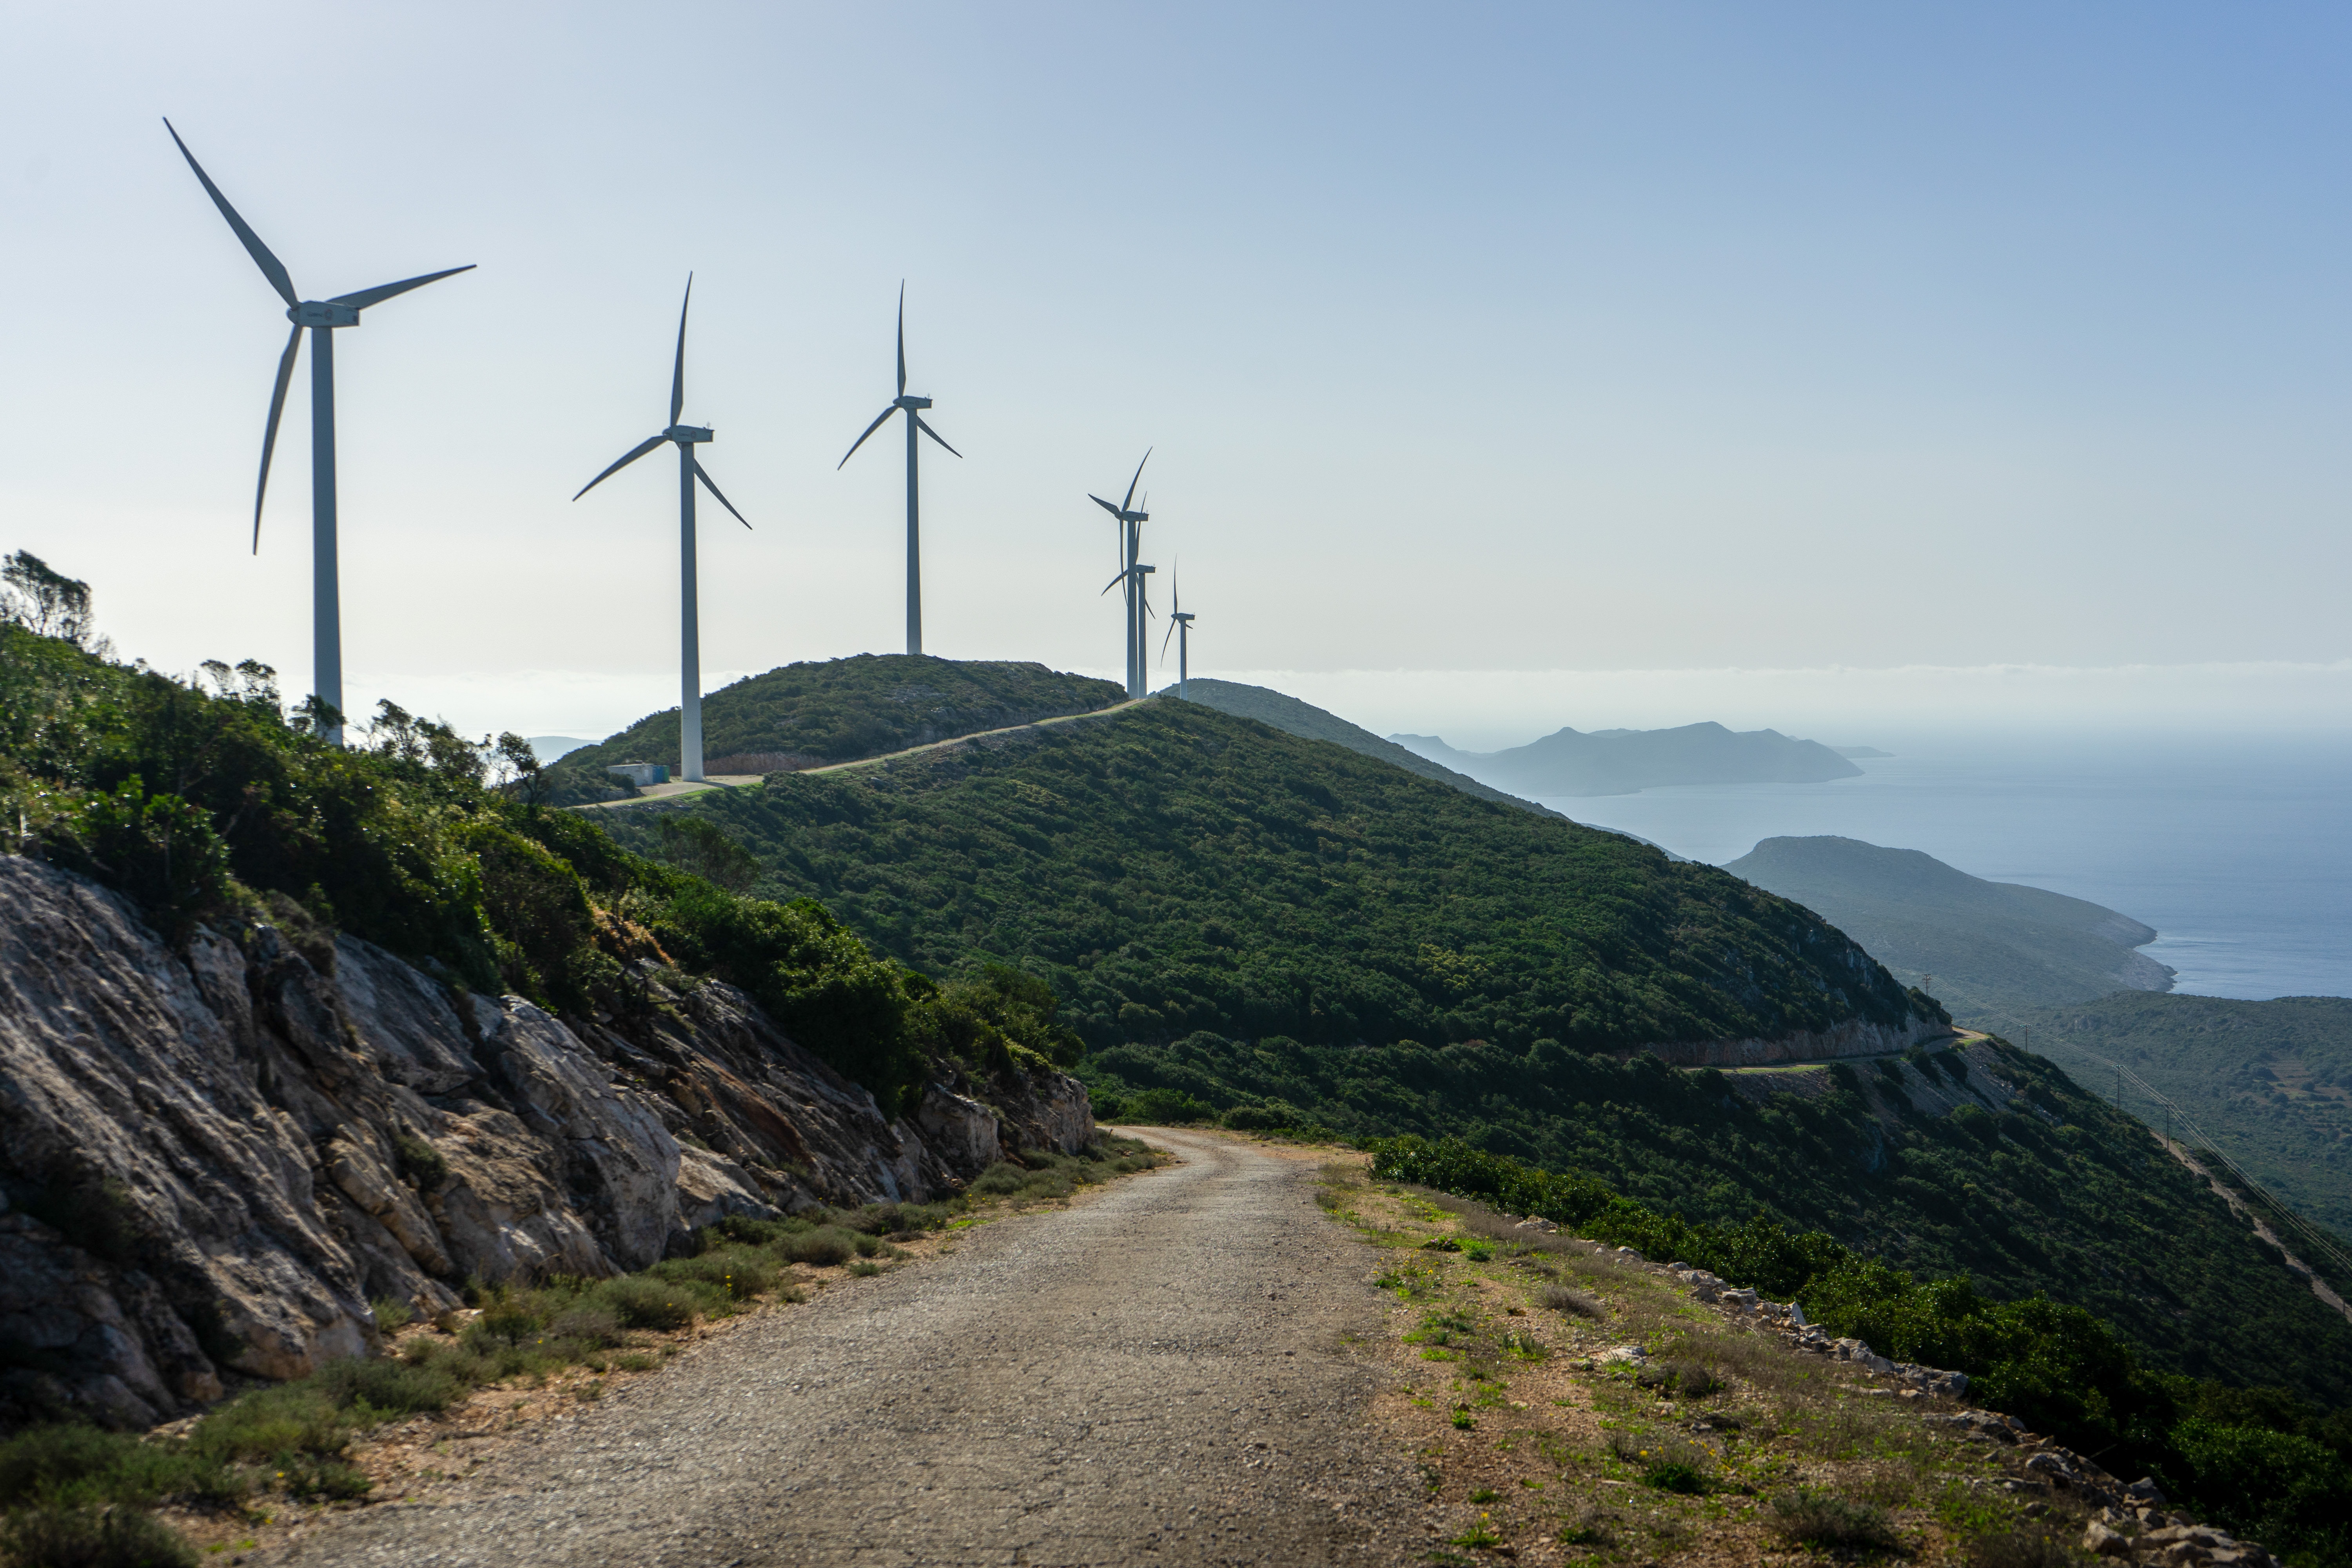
[1089,451,1153,698]
[166,119,473,745]
[573,276,751,785]
[840,284,959,656]
[1161,566,1196,701]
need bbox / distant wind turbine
[840,284,959,656]
[1161,563,1196,700]
[165,118,474,745]
[572,276,751,785]
[1088,450,1153,698]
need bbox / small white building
[606,762,670,787]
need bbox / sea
[1537,733,2352,1003]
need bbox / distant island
[1833,745,1894,759]
[1389,721,1862,797]
[1723,834,2174,1021]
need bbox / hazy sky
[4,2,2349,745]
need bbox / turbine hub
[665,424,714,444]
[895,395,933,410]
[288,300,361,328]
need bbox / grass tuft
[1768,1489,1902,1553]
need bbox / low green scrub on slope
[605,697,1922,1055]
[604,699,2352,1403]
[0,610,1069,1115]
[1374,1132,2352,1568]
[2004,993,2352,1244]
[559,653,1125,775]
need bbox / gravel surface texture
[267,1130,1421,1566]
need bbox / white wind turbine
[572,276,751,784]
[1161,563,1196,700]
[839,284,960,656]
[165,119,474,744]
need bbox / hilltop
[555,655,1125,784]
[1395,720,1862,797]
[603,696,2352,1404]
[1724,835,2174,1020]
[1176,678,1563,818]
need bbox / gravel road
[272,1130,1421,1567]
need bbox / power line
[2040,1036,2352,1288]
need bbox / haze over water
[1542,733,2352,1004]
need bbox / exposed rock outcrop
[0,856,1092,1431]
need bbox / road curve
[272,1130,1419,1567]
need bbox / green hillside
[602,696,1924,1056]
[1725,835,2173,1019]
[561,654,1125,776]
[1177,678,1564,818]
[601,695,2352,1407]
[2005,993,2352,1243]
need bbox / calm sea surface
[1537,734,2352,1002]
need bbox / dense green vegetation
[1179,678,1564,818]
[1374,1131,2352,1568]
[2006,993,2352,1244]
[608,696,2352,1401]
[0,612,1071,1114]
[1726,835,2170,1020]
[558,653,1125,777]
[606,697,1921,1056]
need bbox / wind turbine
[573,276,751,785]
[840,284,959,656]
[1088,451,1152,698]
[165,119,474,745]
[1161,564,1196,700]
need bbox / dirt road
[271,1131,1419,1566]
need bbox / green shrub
[593,1276,698,1331]
[309,1355,463,1416]
[776,1228,857,1268]
[1963,1528,2082,1568]
[0,1502,196,1568]
[1768,1490,1900,1552]
[648,1249,777,1301]
[1127,1087,1215,1125]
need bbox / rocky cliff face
[0,856,1091,1432]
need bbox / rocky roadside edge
[138,1142,1174,1564]
[1296,1153,2276,1568]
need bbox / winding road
[272,1131,1418,1567]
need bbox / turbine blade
[253,323,302,552]
[914,413,961,459]
[573,434,669,501]
[1162,617,1177,658]
[671,273,692,426]
[327,264,476,312]
[838,405,898,469]
[693,458,751,529]
[1100,569,1129,596]
[896,280,906,397]
[1121,447,1151,514]
[163,118,298,306]
[1088,493,1123,519]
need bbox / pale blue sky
[2,3,2347,741]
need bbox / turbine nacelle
[895,395,933,411]
[289,301,362,328]
[664,424,715,445]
